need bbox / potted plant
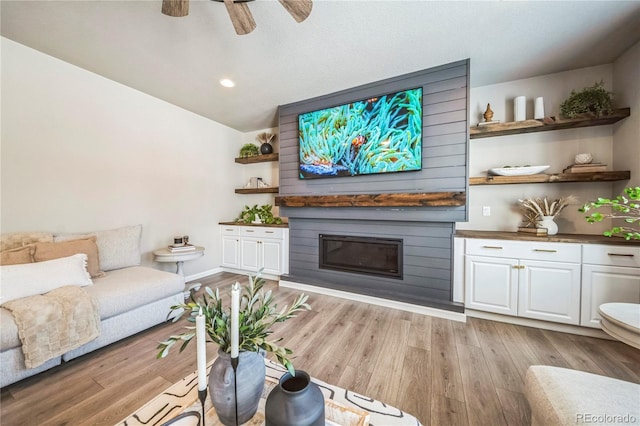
[580,186,640,240]
[236,204,283,225]
[157,271,310,424]
[239,143,260,158]
[560,80,613,119]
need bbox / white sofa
[0,226,185,387]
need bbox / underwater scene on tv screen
[298,87,423,179]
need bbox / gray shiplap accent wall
[277,60,469,310]
[285,219,458,309]
[278,59,469,223]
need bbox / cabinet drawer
[583,244,640,267]
[465,239,580,263]
[240,227,284,239]
[220,226,239,236]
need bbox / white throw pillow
[0,253,92,305]
[54,225,142,271]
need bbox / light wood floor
[2,272,639,425]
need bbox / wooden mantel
[275,192,466,208]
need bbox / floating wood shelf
[470,108,630,139]
[234,153,279,164]
[470,171,630,186]
[275,192,466,207]
[234,187,279,194]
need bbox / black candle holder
[198,388,207,426]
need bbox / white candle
[230,282,240,358]
[196,308,207,391]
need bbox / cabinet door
[261,239,283,275]
[580,264,640,328]
[518,260,581,325]
[240,238,260,272]
[221,236,240,269]
[465,255,518,315]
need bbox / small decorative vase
[209,350,265,426]
[265,370,325,426]
[537,215,558,236]
[574,153,593,164]
[260,143,273,155]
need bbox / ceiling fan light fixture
[220,78,236,88]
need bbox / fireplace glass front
[319,234,403,279]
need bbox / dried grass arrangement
[518,195,577,227]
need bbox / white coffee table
[153,246,205,276]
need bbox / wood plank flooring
[2,272,639,425]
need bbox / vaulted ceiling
[2,1,639,132]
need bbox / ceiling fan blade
[162,0,189,17]
[278,0,312,23]
[223,0,256,35]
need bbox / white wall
[613,39,640,191]
[0,37,247,277]
[457,64,630,235]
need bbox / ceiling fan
[161,0,313,35]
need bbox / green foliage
[239,143,260,158]
[560,81,613,119]
[580,187,640,240]
[235,204,283,225]
[157,270,311,376]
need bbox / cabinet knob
[483,245,503,249]
[512,265,525,269]
[534,249,557,253]
[608,253,635,257]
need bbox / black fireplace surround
[319,234,403,279]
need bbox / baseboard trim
[465,309,612,339]
[280,279,466,323]
[186,268,223,283]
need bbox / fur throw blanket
[3,285,100,369]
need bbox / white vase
[537,215,558,235]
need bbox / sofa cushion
[0,246,34,266]
[54,225,142,272]
[0,254,92,305]
[0,308,20,350]
[33,237,104,278]
[0,232,53,252]
[525,365,640,425]
[85,266,184,320]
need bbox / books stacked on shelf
[518,227,548,236]
[563,163,607,173]
[168,243,196,252]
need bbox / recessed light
[220,78,235,88]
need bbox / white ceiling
[2,0,639,133]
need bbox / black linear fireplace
[319,234,403,279]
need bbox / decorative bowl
[488,165,550,176]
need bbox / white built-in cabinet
[464,239,582,325]
[459,236,640,329]
[220,225,289,276]
[580,244,640,328]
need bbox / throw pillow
[0,253,92,305]
[0,246,34,266]
[33,237,104,278]
[54,225,142,271]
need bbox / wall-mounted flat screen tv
[298,87,423,179]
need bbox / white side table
[153,246,205,276]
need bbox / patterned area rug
[117,357,422,426]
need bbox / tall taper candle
[196,308,207,391]
[230,282,240,358]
